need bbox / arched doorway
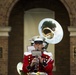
[8,0,70,75]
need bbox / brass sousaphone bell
[38,18,63,44]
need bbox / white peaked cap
[33,36,44,42]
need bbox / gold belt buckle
[27,72,47,75]
[36,72,40,75]
[27,72,40,75]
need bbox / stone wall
[0,0,76,75]
[0,36,8,75]
[68,27,76,75]
[70,36,76,75]
[0,26,11,75]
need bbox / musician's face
[34,41,43,51]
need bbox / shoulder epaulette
[44,51,52,56]
[24,52,31,56]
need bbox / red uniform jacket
[22,51,54,75]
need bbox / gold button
[46,59,48,61]
[29,62,30,64]
[28,59,30,60]
[28,56,30,58]
[46,56,48,58]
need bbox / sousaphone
[38,18,63,44]
[17,18,63,75]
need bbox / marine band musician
[22,36,54,75]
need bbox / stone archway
[0,0,74,75]
[1,0,74,26]
[8,0,70,75]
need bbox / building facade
[0,0,76,75]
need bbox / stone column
[68,26,76,75]
[0,26,11,75]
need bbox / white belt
[27,72,48,75]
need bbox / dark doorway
[8,0,70,75]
